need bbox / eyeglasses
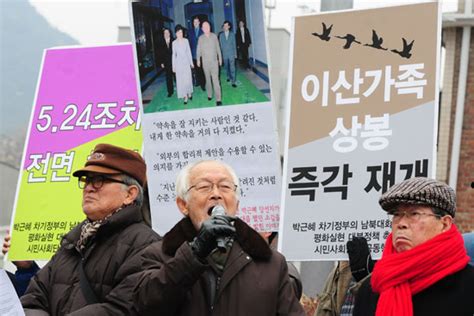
[78,175,126,190]
[187,181,237,194]
[389,210,441,223]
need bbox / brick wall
[454,27,474,233]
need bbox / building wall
[455,27,474,233]
[437,28,456,183]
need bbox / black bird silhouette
[391,38,415,59]
[364,30,387,50]
[312,23,333,41]
[335,34,361,49]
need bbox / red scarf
[371,224,469,316]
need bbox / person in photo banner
[236,20,251,69]
[158,27,174,98]
[353,177,474,316]
[197,21,223,106]
[133,160,305,315]
[21,144,161,315]
[172,24,194,105]
[219,20,237,88]
[188,16,205,91]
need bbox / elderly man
[197,21,223,106]
[21,144,160,315]
[353,177,474,316]
[133,160,304,315]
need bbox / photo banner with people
[279,2,440,261]
[8,44,143,260]
[131,0,282,234]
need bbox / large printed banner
[8,44,143,260]
[131,0,282,234]
[279,3,440,261]
[143,103,281,234]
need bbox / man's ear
[176,197,188,216]
[440,215,453,232]
[124,185,139,205]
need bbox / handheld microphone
[211,205,228,251]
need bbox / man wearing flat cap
[21,144,160,315]
[354,177,474,316]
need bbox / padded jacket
[21,205,160,315]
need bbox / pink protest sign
[9,44,143,260]
[25,44,141,167]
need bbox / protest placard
[131,0,282,234]
[279,2,440,260]
[8,44,143,260]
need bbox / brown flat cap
[379,177,456,217]
[73,143,146,187]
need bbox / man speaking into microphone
[133,160,304,315]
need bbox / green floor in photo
[144,72,269,113]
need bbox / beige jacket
[314,261,353,316]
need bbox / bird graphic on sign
[364,30,388,50]
[312,22,333,41]
[335,34,362,49]
[391,38,415,59]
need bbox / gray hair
[121,174,144,208]
[175,160,241,202]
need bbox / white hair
[175,160,241,202]
[121,174,144,207]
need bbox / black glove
[347,237,375,281]
[190,215,236,260]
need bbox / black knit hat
[379,177,456,217]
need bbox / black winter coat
[133,217,305,316]
[353,264,474,316]
[21,205,161,315]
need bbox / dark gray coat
[21,205,161,315]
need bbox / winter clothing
[347,237,375,282]
[379,177,456,216]
[134,217,304,316]
[14,262,40,297]
[21,205,160,315]
[354,265,474,316]
[314,261,353,316]
[354,225,473,316]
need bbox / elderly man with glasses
[353,177,474,316]
[21,143,160,315]
[133,160,304,316]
